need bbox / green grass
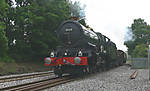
[0,56,13,62]
[0,60,50,76]
[0,61,19,75]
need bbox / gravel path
[45,66,150,91]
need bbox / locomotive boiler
[44,19,127,77]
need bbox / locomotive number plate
[65,28,72,32]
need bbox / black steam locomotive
[44,19,127,77]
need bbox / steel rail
[1,75,73,91]
[0,71,53,83]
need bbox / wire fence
[130,58,148,69]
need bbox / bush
[0,56,12,62]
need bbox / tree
[124,40,136,55]
[131,44,148,57]
[0,0,9,58]
[69,1,81,18]
[125,18,150,57]
[5,0,70,60]
[5,0,86,61]
[68,0,86,26]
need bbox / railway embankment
[0,61,50,76]
[47,65,150,91]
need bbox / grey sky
[72,0,150,51]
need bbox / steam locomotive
[44,19,127,77]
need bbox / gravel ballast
[45,65,150,91]
[0,71,54,89]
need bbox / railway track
[0,71,53,83]
[0,75,74,91]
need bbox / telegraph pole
[148,45,150,80]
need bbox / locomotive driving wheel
[86,65,97,74]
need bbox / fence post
[148,45,150,80]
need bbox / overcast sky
[72,0,150,51]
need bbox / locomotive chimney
[70,16,79,21]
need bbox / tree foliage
[125,18,150,57]
[131,44,148,57]
[3,0,86,61]
[0,0,9,58]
